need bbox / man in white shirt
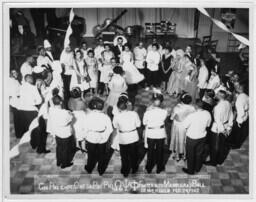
[20,55,34,82]
[147,37,163,54]
[134,41,147,87]
[146,44,161,89]
[48,95,76,169]
[227,83,249,149]
[197,59,209,98]
[206,90,233,166]
[82,97,113,175]
[113,99,141,177]
[16,74,42,138]
[182,100,212,174]
[143,93,168,173]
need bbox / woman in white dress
[99,44,114,95]
[120,44,144,85]
[169,93,195,161]
[106,66,127,107]
[85,50,98,94]
[120,43,144,106]
[70,49,90,94]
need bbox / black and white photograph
[1,0,254,199]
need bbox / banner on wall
[197,7,249,47]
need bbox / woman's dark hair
[52,88,59,96]
[88,97,104,110]
[52,95,62,106]
[87,49,94,56]
[152,43,159,50]
[123,43,131,50]
[205,89,215,98]
[180,94,192,104]
[113,66,124,75]
[70,87,82,98]
[165,46,173,52]
[117,99,128,111]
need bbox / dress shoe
[84,165,92,174]
[204,161,217,166]
[37,149,51,154]
[182,168,194,175]
[61,162,73,169]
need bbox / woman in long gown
[99,44,114,95]
[106,66,128,107]
[120,44,144,85]
[85,50,98,94]
[120,43,144,106]
[182,55,199,103]
[167,49,185,96]
[70,49,90,94]
[169,93,195,161]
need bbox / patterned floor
[9,88,249,194]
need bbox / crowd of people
[9,35,249,177]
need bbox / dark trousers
[119,142,139,176]
[138,68,146,87]
[10,106,20,138]
[30,116,48,152]
[209,132,227,165]
[62,74,72,109]
[147,70,159,87]
[146,138,165,173]
[55,135,76,167]
[16,110,38,138]
[199,88,206,99]
[227,119,249,148]
[186,136,206,173]
[127,84,138,106]
[86,142,107,175]
[98,82,105,95]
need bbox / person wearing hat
[182,99,212,174]
[143,92,168,173]
[106,66,127,107]
[47,95,76,169]
[113,98,141,177]
[82,97,113,175]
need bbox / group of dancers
[9,35,249,177]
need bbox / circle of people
[9,36,249,177]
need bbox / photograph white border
[1,0,255,201]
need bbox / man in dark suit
[113,36,124,63]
